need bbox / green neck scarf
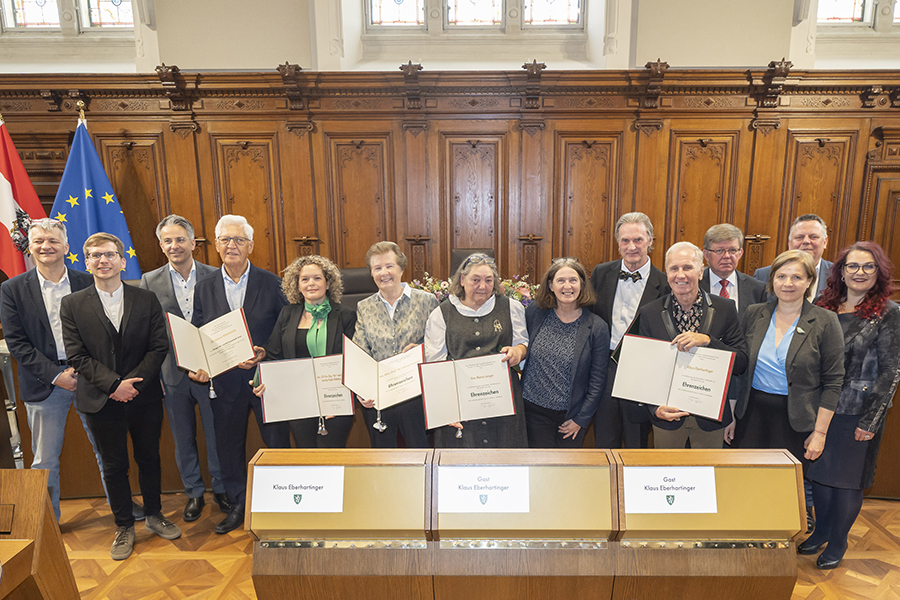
[305,299,331,358]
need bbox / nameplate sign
[438,466,529,513]
[251,466,344,513]
[623,466,718,514]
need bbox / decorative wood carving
[891,89,900,109]
[292,236,320,256]
[169,119,200,137]
[861,85,883,109]
[682,97,734,109]
[750,111,782,136]
[402,121,427,136]
[522,242,538,282]
[522,60,546,110]
[642,59,669,109]
[670,135,736,244]
[400,62,424,110]
[405,235,431,281]
[40,90,61,112]
[745,234,771,275]
[276,62,305,111]
[155,64,191,111]
[94,99,150,111]
[286,121,315,136]
[633,116,664,136]
[0,100,31,112]
[759,58,792,109]
[558,97,617,109]
[517,120,545,137]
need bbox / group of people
[0,209,896,572]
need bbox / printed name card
[251,466,344,513]
[623,466,718,514]
[437,466,529,513]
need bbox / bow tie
[618,270,642,282]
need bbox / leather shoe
[797,538,826,555]
[806,506,815,534]
[215,504,244,535]
[816,552,844,570]
[214,492,233,513]
[183,496,205,522]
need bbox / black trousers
[524,400,585,448]
[289,415,353,448]
[592,359,650,449]
[360,397,431,448]
[85,397,164,528]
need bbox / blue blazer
[523,304,610,428]
[0,268,94,402]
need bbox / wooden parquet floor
[60,494,900,600]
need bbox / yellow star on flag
[102,192,115,205]
[126,247,136,258]
[84,188,92,199]
[54,212,67,222]
[65,195,78,207]
[66,252,78,264]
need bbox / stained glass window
[817,0,867,22]
[83,0,133,28]
[523,0,581,26]
[369,0,425,26]
[446,0,502,26]
[6,0,61,28]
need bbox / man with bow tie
[589,212,669,448]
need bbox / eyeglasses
[706,248,741,256]
[87,251,120,261]
[217,236,250,247]
[844,262,877,275]
[461,254,495,270]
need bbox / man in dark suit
[637,241,748,449]
[589,212,669,448]
[700,223,767,444]
[140,215,228,523]
[192,214,290,534]
[61,232,179,561]
[754,214,833,297]
[0,218,108,521]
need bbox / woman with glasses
[798,242,900,569]
[424,253,529,447]
[521,258,609,447]
[252,255,356,448]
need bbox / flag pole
[76,100,86,126]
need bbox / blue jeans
[163,377,224,498]
[25,386,107,521]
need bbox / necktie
[618,270,642,283]
[719,279,730,300]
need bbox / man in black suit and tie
[140,215,228,523]
[754,214,833,298]
[192,214,290,534]
[638,242,748,449]
[589,212,670,448]
[61,232,180,561]
[700,223,766,444]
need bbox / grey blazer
[738,299,845,432]
[139,261,218,386]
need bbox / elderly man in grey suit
[139,215,229,522]
[754,214,833,297]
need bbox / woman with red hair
[801,241,900,569]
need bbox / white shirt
[35,268,71,362]
[424,294,528,363]
[610,259,652,350]
[97,283,125,332]
[222,262,251,311]
[709,269,738,308]
[378,283,412,320]
[169,261,197,322]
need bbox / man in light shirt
[754,214,833,297]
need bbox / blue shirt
[222,262,250,311]
[752,311,799,396]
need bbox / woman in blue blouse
[522,258,609,448]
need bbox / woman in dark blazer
[522,258,610,447]
[800,242,900,569]
[734,249,845,466]
[254,255,356,448]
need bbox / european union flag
[49,121,142,279]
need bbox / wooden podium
[430,449,617,600]
[0,469,79,600]
[611,449,804,600]
[248,449,434,600]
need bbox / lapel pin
[796,327,806,334]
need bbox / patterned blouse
[521,311,580,411]
[352,288,439,361]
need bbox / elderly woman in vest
[352,242,439,447]
[424,253,528,447]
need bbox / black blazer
[700,269,767,317]
[0,268,95,402]
[636,291,749,431]
[589,259,670,329]
[60,284,169,414]
[264,302,357,360]
[523,305,610,428]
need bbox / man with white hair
[634,241,748,449]
[192,214,289,534]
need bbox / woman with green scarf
[252,255,357,447]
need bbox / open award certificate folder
[612,334,735,421]
[258,355,354,423]
[341,336,425,410]
[166,308,255,378]
[419,354,515,429]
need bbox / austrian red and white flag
[0,117,46,278]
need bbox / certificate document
[419,354,515,429]
[258,356,354,423]
[341,336,425,410]
[612,334,735,421]
[166,308,255,378]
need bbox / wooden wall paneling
[5,127,70,217]
[515,119,548,282]
[160,127,212,266]
[630,117,670,270]
[280,120,321,263]
[744,121,789,274]
[402,120,431,281]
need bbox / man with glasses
[754,214,833,297]
[60,232,177,560]
[192,214,289,534]
[140,215,229,523]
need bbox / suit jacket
[523,305,610,428]
[637,291,749,431]
[753,259,833,296]
[0,268,94,402]
[139,260,218,386]
[264,302,357,360]
[589,259,670,329]
[700,269,767,317]
[738,299,844,432]
[60,284,168,414]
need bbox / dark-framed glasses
[844,262,877,275]
[706,248,741,256]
